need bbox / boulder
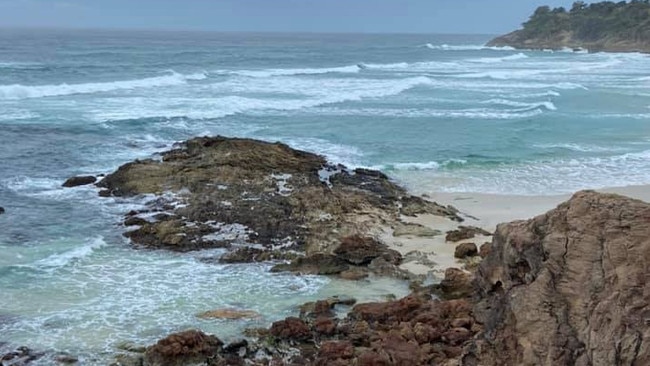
[471,191,650,366]
[454,242,478,259]
[62,175,97,187]
[433,268,474,300]
[445,226,491,242]
[143,330,223,366]
[0,207,4,215]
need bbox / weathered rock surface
[478,242,491,259]
[62,175,97,187]
[469,191,650,366]
[98,136,460,261]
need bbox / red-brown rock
[269,317,312,342]
[143,330,223,366]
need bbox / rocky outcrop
[97,136,460,271]
[62,175,97,187]
[143,330,223,366]
[469,191,650,365]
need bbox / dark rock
[124,217,148,227]
[143,330,223,366]
[445,226,492,242]
[218,247,298,263]
[0,207,4,215]
[54,354,78,364]
[270,254,349,275]
[0,346,45,365]
[62,175,96,188]
[333,236,393,265]
[98,189,111,197]
[97,136,460,260]
[454,242,478,259]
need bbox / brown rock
[334,236,393,265]
[269,317,311,342]
[62,175,97,187]
[478,242,491,258]
[433,268,474,300]
[454,242,478,259]
[196,308,260,320]
[445,226,491,242]
[313,317,338,336]
[339,268,368,280]
[143,330,222,366]
[472,191,650,366]
[270,253,349,275]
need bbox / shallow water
[1,29,649,363]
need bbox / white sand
[428,185,650,231]
[385,185,650,278]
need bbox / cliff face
[488,2,650,53]
[469,191,650,365]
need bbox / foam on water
[424,43,515,51]
[34,237,107,269]
[0,71,206,100]
[215,65,361,77]
[468,53,529,63]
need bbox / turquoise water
[1,29,649,363]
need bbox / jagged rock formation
[93,136,460,276]
[469,191,650,365]
[488,1,650,53]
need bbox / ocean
[0,29,649,363]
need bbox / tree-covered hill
[488,1,650,52]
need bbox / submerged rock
[0,207,4,215]
[98,136,460,263]
[196,308,260,320]
[62,175,97,187]
[470,191,650,365]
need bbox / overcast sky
[0,0,583,34]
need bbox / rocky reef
[94,135,460,278]
[488,1,650,53]
[120,190,650,366]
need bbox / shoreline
[428,184,650,232]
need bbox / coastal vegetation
[488,0,650,52]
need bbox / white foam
[302,106,545,120]
[468,53,529,64]
[0,71,206,100]
[91,76,434,122]
[481,98,557,111]
[425,44,515,51]
[35,237,107,268]
[533,143,628,152]
[217,65,361,78]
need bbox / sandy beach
[430,185,650,231]
[385,185,650,278]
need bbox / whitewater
[1,29,650,364]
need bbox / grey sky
[0,0,583,34]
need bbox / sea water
[1,29,649,363]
